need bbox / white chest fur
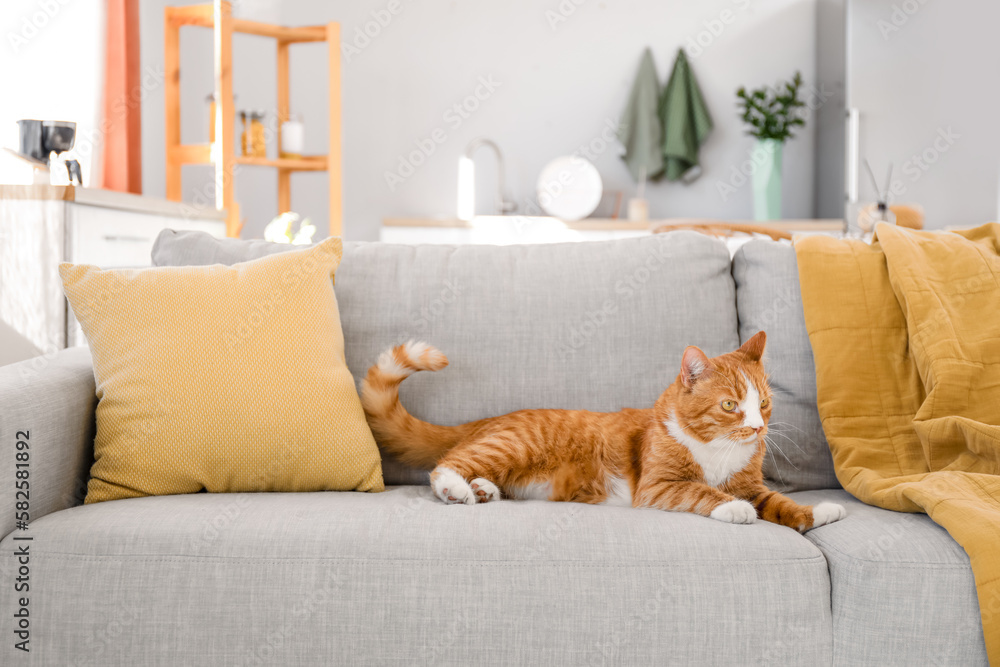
[665,417,756,487]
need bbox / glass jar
[250,111,266,158]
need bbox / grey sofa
[0,231,986,666]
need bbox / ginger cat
[361,332,846,531]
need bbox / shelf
[235,155,328,171]
[165,2,341,238]
[166,5,326,42]
[169,145,327,171]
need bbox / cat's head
[660,331,772,446]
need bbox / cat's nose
[752,426,764,435]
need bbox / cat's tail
[360,341,473,469]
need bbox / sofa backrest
[152,230,837,491]
[732,239,840,490]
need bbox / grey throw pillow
[733,240,841,491]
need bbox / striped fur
[360,333,845,531]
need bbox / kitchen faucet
[457,138,517,220]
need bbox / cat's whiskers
[765,447,788,486]
[764,434,800,470]
[774,421,804,432]
[716,437,737,462]
[761,426,807,455]
[766,420,810,434]
[765,436,796,469]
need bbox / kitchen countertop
[0,185,226,221]
[384,216,844,232]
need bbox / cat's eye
[721,400,737,412]
[760,397,770,409]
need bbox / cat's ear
[739,331,767,362]
[680,346,712,388]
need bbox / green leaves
[735,71,806,142]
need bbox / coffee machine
[12,119,82,185]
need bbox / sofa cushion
[0,488,832,665]
[153,231,741,485]
[789,490,987,666]
[733,240,840,491]
[61,239,384,503]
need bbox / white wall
[141,0,819,241]
[0,0,106,185]
[846,0,1000,229]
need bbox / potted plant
[736,72,806,221]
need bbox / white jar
[280,115,304,158]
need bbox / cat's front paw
[431,467,476,506]
[470,478,501,503]
[710,499,757,525]
[810,502,846,528]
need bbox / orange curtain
[100,0,142,193]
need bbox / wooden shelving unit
[164,1,342,238]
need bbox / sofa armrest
[0,348,96,539]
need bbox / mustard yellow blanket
[796,223,1000,661]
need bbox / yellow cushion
[60,238,384,504]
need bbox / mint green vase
[752,139,783,221]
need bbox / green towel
[617,48,663,182]
[659,48,713,182]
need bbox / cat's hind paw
[710,499,758,524]
[431,467,476,506]
[470,478,501,503]
[810,502,846,528]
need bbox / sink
[380,215,651,245]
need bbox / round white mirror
[536,156,603,221]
